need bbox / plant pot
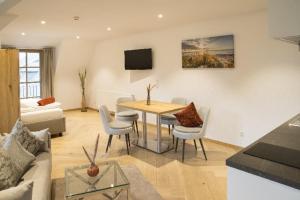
[87,164,99,177]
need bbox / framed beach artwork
[182,34,234,68]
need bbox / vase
[87,164,99,177]
[146,90,151,105]
[81,94,87,112]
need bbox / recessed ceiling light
[21,32,26,36]
[157,14,163,19]
[73,16,80,21]
[107,27,112,31]
[41,20,46,25]
[76,35,80,39]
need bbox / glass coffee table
[65,160,129,200]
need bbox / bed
[20,98,66,136]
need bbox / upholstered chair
[173,107,210,162]
[160,97,187,142]
[99,105,133,155]
[116,96,139,138]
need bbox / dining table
[118,100,186,153]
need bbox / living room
[0,0,300,200]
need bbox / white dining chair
[160,97,187,142]
[173,106,210,162]
[116,96,139,138]
[99,105,133,155]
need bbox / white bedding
[20,98,62,113]
[21,108,64,124]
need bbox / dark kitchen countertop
[226,114,300,190]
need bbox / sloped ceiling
[0,0,22,30]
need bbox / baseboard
[63,108,81,112]
[205,138,242,150]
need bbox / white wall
[54,39,95,110]
[87,11,300,147]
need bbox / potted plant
[146,83,156,105]
[79,68,87,112]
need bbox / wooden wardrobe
[0,49,20,133]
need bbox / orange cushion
[174,102,203,127]
[37,97,55,106]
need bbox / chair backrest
[198,107,210,137]
[116,95,135,113]
[99,105,112,133]
[171,97,187,105]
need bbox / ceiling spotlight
[21,32,26,36]
[73,16,80,21]
[41,20,46,25]
[157,14,163,19]
[107,27,112,31]
[76,35,80,39]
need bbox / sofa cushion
[11,119,44,155]
[0,149,22,190]
[20,152,52,200]
[2,134,35,177]
[0,181,33,200]
[31,129,50,152]
[0,133,8,147]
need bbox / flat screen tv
[124,48,152,70]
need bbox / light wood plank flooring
[51,110,240,200]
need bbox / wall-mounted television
[124,48,152,70]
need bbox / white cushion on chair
[116,111,138,117]
[174,126,201,133]
[161,113,176,120]
[109,121,132,129]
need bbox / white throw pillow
[31,128,50,152]
[11,119,45,155]
[0,149,22,190]
[2,134,35,174]
[0,181,33,200]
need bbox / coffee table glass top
[65,160,129,199]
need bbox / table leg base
[136,138,174,154]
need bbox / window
[19,50,41,99]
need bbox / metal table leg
[156,114,161,153]
[142,111,147,146]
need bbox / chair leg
[193,140,197,150]
[132,122,136,133]
[168,125,171,135]
[175,138,179,152]
[106,135,112,153]
[135,120,139,138]
[173,135,174,144]
[108,136,112,147]
[199,139,207,160]
[128,133,131,147]
[182,139,186,162]
[125,134,130,155]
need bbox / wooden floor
[51,110,240,200]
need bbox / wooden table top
[118,100,186,115]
